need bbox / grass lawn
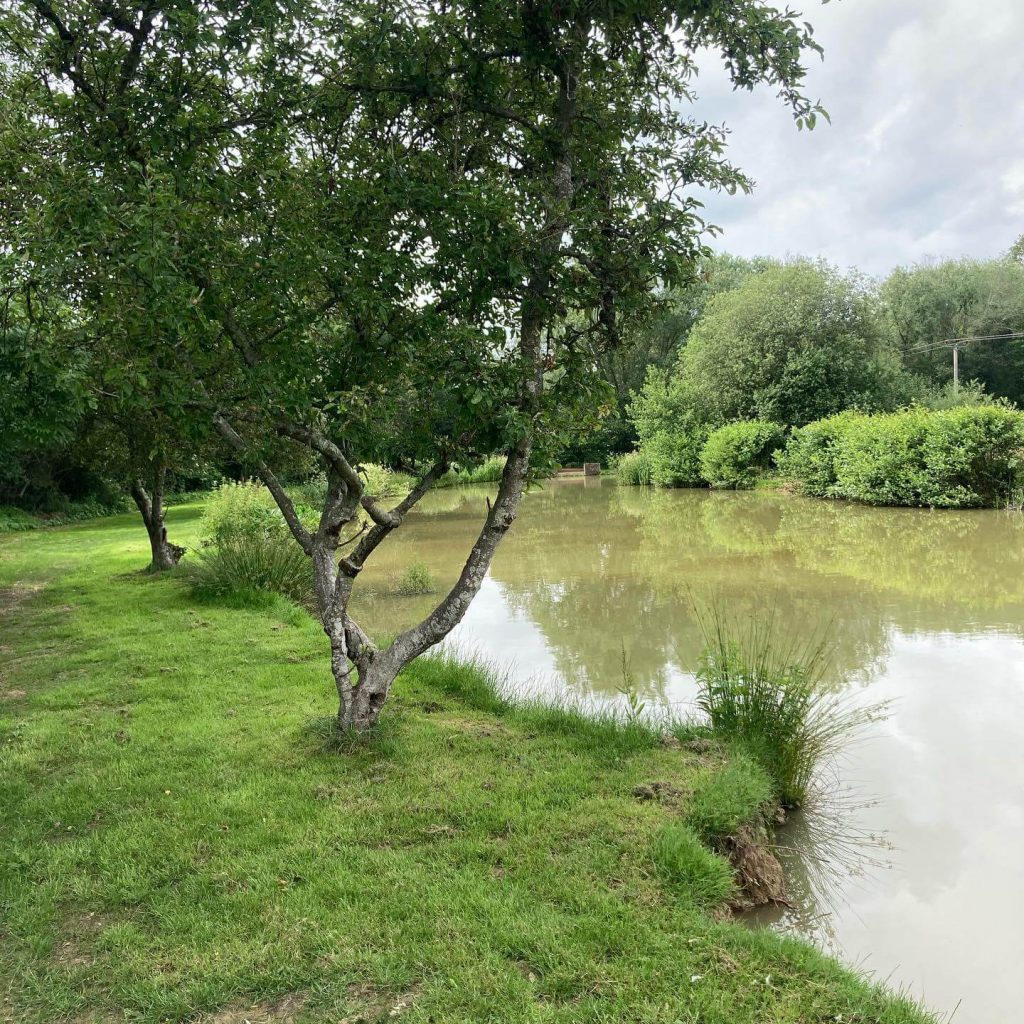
[0,506,933,1023]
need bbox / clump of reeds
[694,609,884,808]
[613,450,653,486]
[396,561,436,596]
[190,533,313,607]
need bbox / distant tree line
[562,241,1024,466]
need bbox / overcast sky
[689,0,1024,277]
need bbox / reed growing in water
[694,610,882,808]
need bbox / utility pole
[909,332,1024,392]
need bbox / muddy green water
[353,477,1024,1022]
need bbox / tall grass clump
[191,481,313,605]
[613,450,653,486]
[694,612,880,808]
[436,455,509,488]
[651,823,735,908]
[396,561,436,596]
[190,534,313,605]
[464,455,507,484]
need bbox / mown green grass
[0,508,934,1023]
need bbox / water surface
[353,478,1024,1022]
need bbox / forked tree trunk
[218,412,534,734]
[130,468,184,572]
[305,440,533,734]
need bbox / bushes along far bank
[700,420,784,490]
[779,405,1024,508]
[618,405,1024,509]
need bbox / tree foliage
[881,257,1024,405]
[568,253,773,462]
[678,260,908,427]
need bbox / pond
[351,477,1024,1023]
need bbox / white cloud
[1004,162,1024,217]
[687,0,1024,275]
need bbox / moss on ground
[0,508,934,1023]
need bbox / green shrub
[904,405,1023,507]
[0,496,136,530]
[695,614,877,808]
[644,420,711,488]
[613,450,653,486]
[396,561,436,596]
[628,368,712,488]
[199,481,287,544]
[0,506,39,531]
[192,482,316,603]
[362,464,415,498]
[466,456,507,484]
[650,823,734,908]
[830,409,930,506]
[699,420,784,489]
[781,406,1024,507]
[916,379,995,411]
[190,533,313,605]
[775,412,857,497]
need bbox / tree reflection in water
[345,478,1024,1021]
[350,477,1024,706]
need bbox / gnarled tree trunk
[327,440,532,732]
[216,410,535,734]
[130,466,184,572]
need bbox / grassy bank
[0,510,933,1023]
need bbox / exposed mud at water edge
[348,478,1024,1023]
[725,824,789,912]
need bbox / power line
[909,331,1024,354]
[907,331,1024,391]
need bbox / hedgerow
[780,406,1024,507]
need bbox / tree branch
[382,442,530,664]
[340,460,446,577]
[213,413,314,554]
[275,422,411,533]
[275,421,361,492]
[195,273,260,367]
